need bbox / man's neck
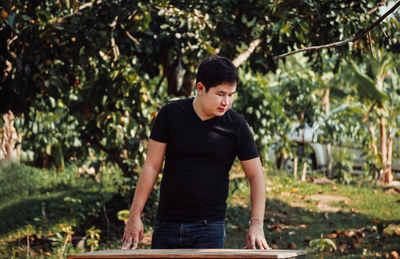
[193,97,213,121]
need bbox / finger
[263,240,271,250]
[127,236,133,249]
[121,235,126,249]
[256,238,264,250]
[139,229,144,242]
[132,233,139,249]
[260,239,269,250]
[244,235,251,249]
[121,234,129,249]
[251,236,256,250]
[123,236,132,250]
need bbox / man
[121,56,270,250]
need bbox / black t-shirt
[150,97,258,222]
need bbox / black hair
[195,56,239,91]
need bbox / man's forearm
[249,173,266,220]
[245,167,270,250]
[129,164,159,218]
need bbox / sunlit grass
[224,168,400,258]
[1,161,399,258]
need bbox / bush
[0,161,52,202]
[332,148,354,184]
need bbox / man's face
[199,82,237,118]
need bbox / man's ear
[197,82,205,95]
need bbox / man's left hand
[245,222,271,250]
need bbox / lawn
[0,162,399,258]
[225,169,400,258]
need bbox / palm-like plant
[348,50,399,183]
[310,235,337,259]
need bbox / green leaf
[6,13,16,29]
[21,14,31,21]
[160,24,169,29]
[323,238,337,250]
[49,97,56,108]
[46,144,52,155]
[350,60,389,102]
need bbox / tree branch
[352,0,399,42]
[368,0,388,15]
[362,102,376,123]
[273,38,353,60]
[232,39,261,67]
[110,16,120,63]
[120,24,140,46]
[57,0,102,23]
[273,0,400,61]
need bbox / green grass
[1,162,399,258]
[0,162,129,258]
[225,170,400,258]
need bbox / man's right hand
[121,216,144,249]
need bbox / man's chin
[215,111,226,116]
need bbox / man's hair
[196,56,239,91]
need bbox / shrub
[0,161,51,202]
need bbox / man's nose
[221,96,229,106]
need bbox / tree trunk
[326,144,333,178]
[177,70,196,98]
[322,88,333,178]
[379,116,391,184]
[301,128,307,182]
[301,161,307,182]
[293,155,298,179]
[386,124,393,184]
[0,110,21,161]
[367,124,379,163]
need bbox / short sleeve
[236,120,259,161]
[149,104,170,143]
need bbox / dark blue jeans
[151,219,226,249]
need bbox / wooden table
[67,249,308,258]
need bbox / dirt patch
[309,194,350,212]
[308,194,350,203]
[289,194,350,213]
[288,202,309,209]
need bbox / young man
[121,56,270,250]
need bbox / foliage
[342,51,400,181]
[310,235,337,259]
[85,226,101,252]
[332,148,354,184]
[117,210,130,225]
[0,160,52,202]
[310,236,337,252]
[0,162,118,238]
[1,3,400,259]
[1,0,398,175]
[1,0,167,176]
[48,224,75,258]
[232,68,289,163]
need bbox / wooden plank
[67,249,308,259]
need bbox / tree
[348,50,400,183]
[1,0,397,176]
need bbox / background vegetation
[1,0,400,258]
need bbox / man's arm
[121,139,167,249]
[241,157,271,250]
